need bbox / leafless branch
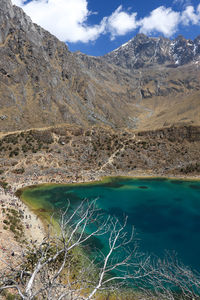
[0,200,200,300]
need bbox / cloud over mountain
[138,7,180,37]
[106,6,138,40]
[11,0,200,43]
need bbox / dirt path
[99,135,136,171]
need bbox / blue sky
[12,0,200,56]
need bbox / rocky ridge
[103,34,200,69]
[0,0,200,133]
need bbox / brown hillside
[0,0,199,133]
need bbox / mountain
[103,34,200,69]
[0,0,200,133]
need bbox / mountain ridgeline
[104,34,200,69]
[0,0,200,132]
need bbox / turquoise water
[22,177,200,271]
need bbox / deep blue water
[22,177,200,271]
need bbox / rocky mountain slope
[103,34,200,69]
[0,0,200,133]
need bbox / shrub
[12,168,25,174]
[0,181,8,189]
[10,224,16,233]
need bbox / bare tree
[145,252,200,300]
[0,199,141,299]
[0,199,200,300]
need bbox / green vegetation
[2,208,25,243]
[180,162,200,174]
[0,290,21,300]
[12,168,25,174]
[0,181,8,189]
[0,129,54,159]
[0,125,199,188]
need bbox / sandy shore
[0,186,45,270]
[6,169,200,190]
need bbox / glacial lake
[21,177,200,271]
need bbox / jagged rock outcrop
[0,0,14,44]
[103,34,200,69]
[0,0,200,132]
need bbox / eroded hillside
[0,0,200,133]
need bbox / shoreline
[0,171,199,300]
[0,185,45,271]
[0,172,199,271]
[11,171,200,191]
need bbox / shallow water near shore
[21,177,200,271]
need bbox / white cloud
[181,5,200,25]
[139,6,180,37]
[12,0,23,6]
[11,1,200,44]
[106,6,138,40]
[12,0,106,43]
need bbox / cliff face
[0,0,95,130]
[0,0,200,132]
[0,0,14,44]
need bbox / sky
[11,0,200,56]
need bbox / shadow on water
[138,186,148,189]
[140,178,168,182]
[100,176,133,188]
[189,184,200,190]
[169,207,184,217]
[128,202,179,233]
[62,192,82,204]
[102,182,125,188]
[174,197,183,202]
[170,180,184,185]
[107,207,125,220]
[169,232,185,242]
[191,215,200,233]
